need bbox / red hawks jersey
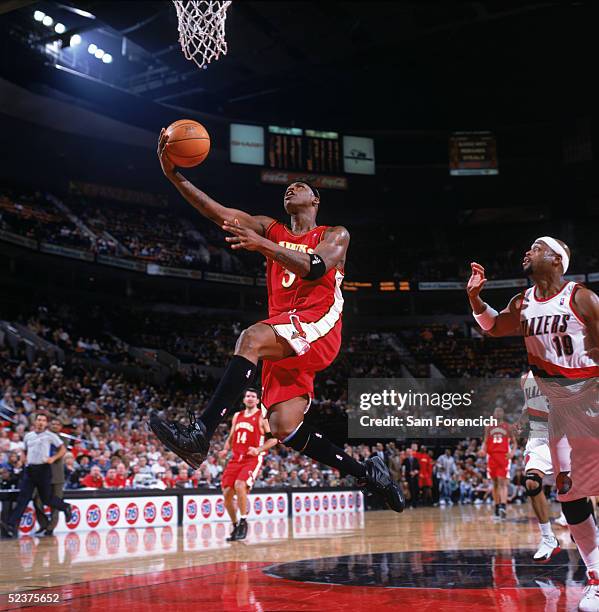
[231,408,265,459]
[265,221,344,320]
[485,422,511,454]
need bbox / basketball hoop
[172,1,232,69]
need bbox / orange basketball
[165,119,210,167]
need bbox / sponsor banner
[40,242,94,262]
[203,271,254,286]
[17,496,177,535]
[260,170,348,191]
[0,229,37,249]
[183,493,287,524]
[485,278,528,288]
[565,274,587,283]
[343,135,375,175]
[292,509,365,538]
[588,272,599,283]
[97,254,146,272]
[230,123,265,166]
[418,281,465,291]
[146,264,202,280]
[183,518,289,551]
[69,180,168,208]
[291,491,364,516]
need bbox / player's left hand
[247,447,260,456]
[223,219,266,252]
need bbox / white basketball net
[172,1,232,69]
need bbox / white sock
[569,516,599,572]
[240,514,247,520]
[539,522,554,538]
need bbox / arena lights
[33,10,45,22]
[102,54,113,64]
[42,15,53,27]
[70,34,82,46]
[87,43,97,54]
[54,23,66,34]
[94,48,104,59]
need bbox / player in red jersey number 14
[150,129,404,513]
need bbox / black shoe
[0,520,17,538]
[35,526,47,536]
[360,456,405,513]
[44,529,54,536]
[235,519,248,541]
[63,504,72,523]
[149,412,209,469]
[226,523,239,542]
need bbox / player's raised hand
[157,127,176,178]
[467,262,487,298]
[223,219,266,252]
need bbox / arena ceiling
[0,1,596,130]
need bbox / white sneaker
[579,571,599,611]
[533,535,560,561]
[555,513,568,528]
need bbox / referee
[0,412,72,538]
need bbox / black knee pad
[283,422,311,452]
[561,498,593,525]
[524,472,543,497]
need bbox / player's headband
[536,236,569,274]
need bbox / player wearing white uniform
[517,371,561,560]
[467,236,599,612]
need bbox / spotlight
[94,48,104,59]
[42,15,53,27]
[87,43,97,54]
[102,53,112,64]
[33,10,45,22]
[54,23,66,34]
[70,34,82,46]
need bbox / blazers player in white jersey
[467,236,599,612]
[517,370,562,561]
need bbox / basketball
[165,119,210,167]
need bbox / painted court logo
[144,501,157,524]
[186,499,198,520]
[125,502,139,526]
[86,504,102,528]
[106,503,120,526]
[161,501,173,522]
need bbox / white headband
[536,236,569,274]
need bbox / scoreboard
[449,131,498,176]
[230,123,375,178]
[267,126,342,174]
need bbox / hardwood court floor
[0,504,588,611]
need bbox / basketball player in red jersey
[480,406,516,521]
[467,237,599,611]
[150,129,404,513]
[219,389,276,541]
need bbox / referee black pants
[8,465,69,527]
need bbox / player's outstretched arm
[467,262,522,337]
[224,223,349,278]
[573,286,599,363]
[158,128,273,235]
